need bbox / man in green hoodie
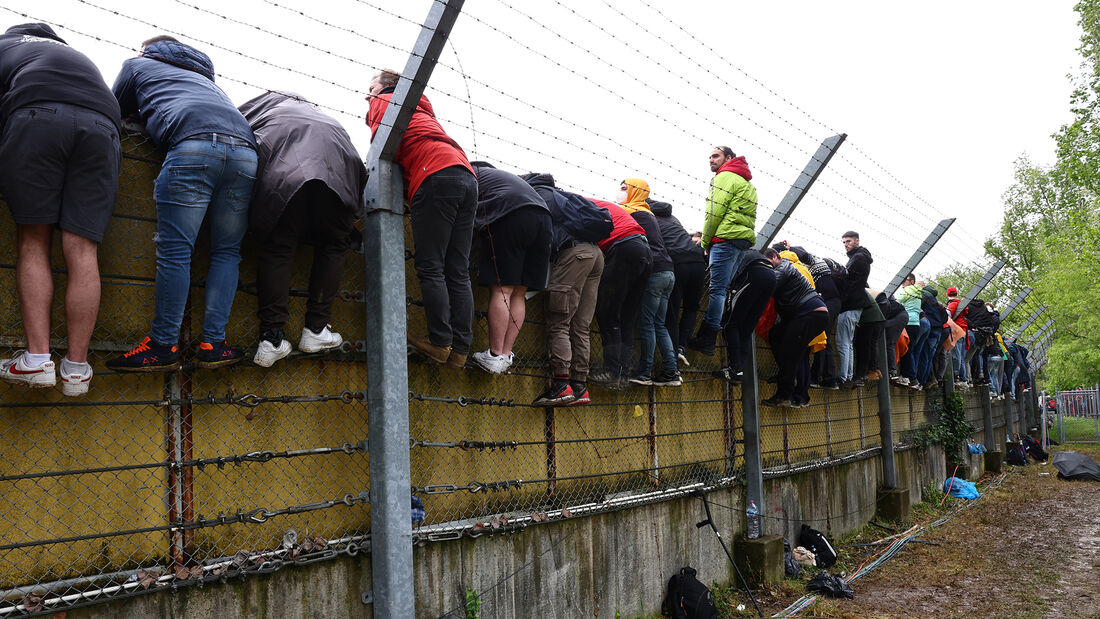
[688,146,758,355]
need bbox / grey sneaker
[299,325,343,353]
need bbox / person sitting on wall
[238,91,366,367]
[468,162,552,375]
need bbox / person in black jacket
[917,286,948,388]
[714,249,777,383]
[836,232,872,384]
[877,293,908,380]
[801,251,843,389]
[469,162,553,375]
[649,199,706,366]
[762,249,829,407]
[0,23,121,396]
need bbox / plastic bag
[943,477,980,499]
[783,541,802,578]
[806,572,854,599]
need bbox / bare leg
[502,286,527,354]
[16,225,54,355]
[60,230,100,363]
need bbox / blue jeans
[835,309,861,381]
[151,135,257,345]
[900,321,930,381]
[637,270,677,375]
[917,326,942,385]
[952,333,969,381]
[987,354,1004,394]
[703,242,745,330]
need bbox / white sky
[1,0,1082,289]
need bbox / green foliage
[464,588,481,619]
[906,393,973,467]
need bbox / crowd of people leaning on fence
[0,27,1031,406]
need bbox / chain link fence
[1056,388,1100,443]
[0,133,1003,616]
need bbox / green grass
[1059,415,1100,442]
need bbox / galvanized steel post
[1010,306,1047,343]
[882,218,955,298]
[753,134,847,250]
[742,343,764,521]
[996,288,1032,324]
[981,382,995,449]
[876,325,897,489]
[362,2,465,616]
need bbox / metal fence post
[996,288,1032,323]
[957,261,1006,366]
[362,2,465,615]
[753,134,847,250]
[876,325,897,489]
[1010,306,1047,342]
[742,342,764,525]
[881,218,955,298]
[981,382,994,449]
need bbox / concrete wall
[70,446,951,618]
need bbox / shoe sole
[253,351,291,368]
[534,396,576,406]
[1,374,55,388]
[628,378,653,386]
[106,363,180,373]
[654,381,683,387]
[61,379,90,397]
[677,354,690,367]
[299,341,342,354]
[196,358,244,369]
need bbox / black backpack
[799,524,838,568]
[662,567,718,619]
[1006,443,1028,466]
[966,299,993,329]
[550,189,613,243]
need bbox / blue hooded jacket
[112,40,254,150]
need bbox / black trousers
[665,260,706,351]
[595,237,651,377]
[721,264,777,374]
[771,309,829,402]
[854,321,882,378]
[257,180,355,336]
[811,297,841,383]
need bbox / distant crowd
[0,26,1031,407]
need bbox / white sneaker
[299,325,343,353]
[254,339,292,367]
[0,351,56,388]
[471,350,514,374]
[59,360,92,397]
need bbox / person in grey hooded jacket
[238,91,367,367]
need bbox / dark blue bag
[551,189,613,243]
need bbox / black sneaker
[196,340,244,369]
[824,380,841,390]
[569,382,590,405]
[653,370,683,386]
[628,373,653,386]
[533,382,575,406]
[107,337,180,372]
[761,396,792,408]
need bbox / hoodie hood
[922,286,939,300]
[5,23,65,43]
[142,40,215,81]
[618,177,651,213]
[716,156,752,181]
[846,245,873,263]
[647,198,672,217]
[520,172,556,189]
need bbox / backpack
[965,299,993,329]
[550,189,613,243]
[1006,444,1028,466]
[662,567,718,619]
[1022,435,1049,461]
[798,524,838,568]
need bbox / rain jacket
[589,197,645,253]
[366,86,472,203]
[0,23,120,130]
[239,91,366,238]
[702,156,757,250]
[618,177,651,213]
[780,250,815,288]
[112,39,255,150]
[898,284,923,326]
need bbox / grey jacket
[238,91,366,237]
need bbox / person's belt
[181,132,254,148]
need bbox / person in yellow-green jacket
[687,146,758,355]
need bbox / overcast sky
[1,0,1082,288]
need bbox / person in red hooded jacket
[945,286,969,385]
[366,68,477,368]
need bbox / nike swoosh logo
[10,367,46,375]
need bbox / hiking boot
[445,350,468,369]
[628,373,653,386]
[407,333,451,364]
[299,325,343,353]
[676,347,690,367]
[686,325,717,356]
[569,382,590,405]
[197,341,244,369]
[0,351,55,388]
[761,396,792,408]
[471,349,513,374]
[653,370,683,387]
[254,339,292,367]
[59,358,92,397]
[107,337,180,372]
[866,370,882,382]
[533,382,575,406]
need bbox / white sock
[23,352,51,366]
[60,358,89,375]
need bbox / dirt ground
[717,443,1100,618]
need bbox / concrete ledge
[984,450,1003,474]
[875,487,911,522]
[733,534,784,588]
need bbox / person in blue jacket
[107,35,258,372]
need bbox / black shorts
[0,102,121,242]
[477,206,552,290]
